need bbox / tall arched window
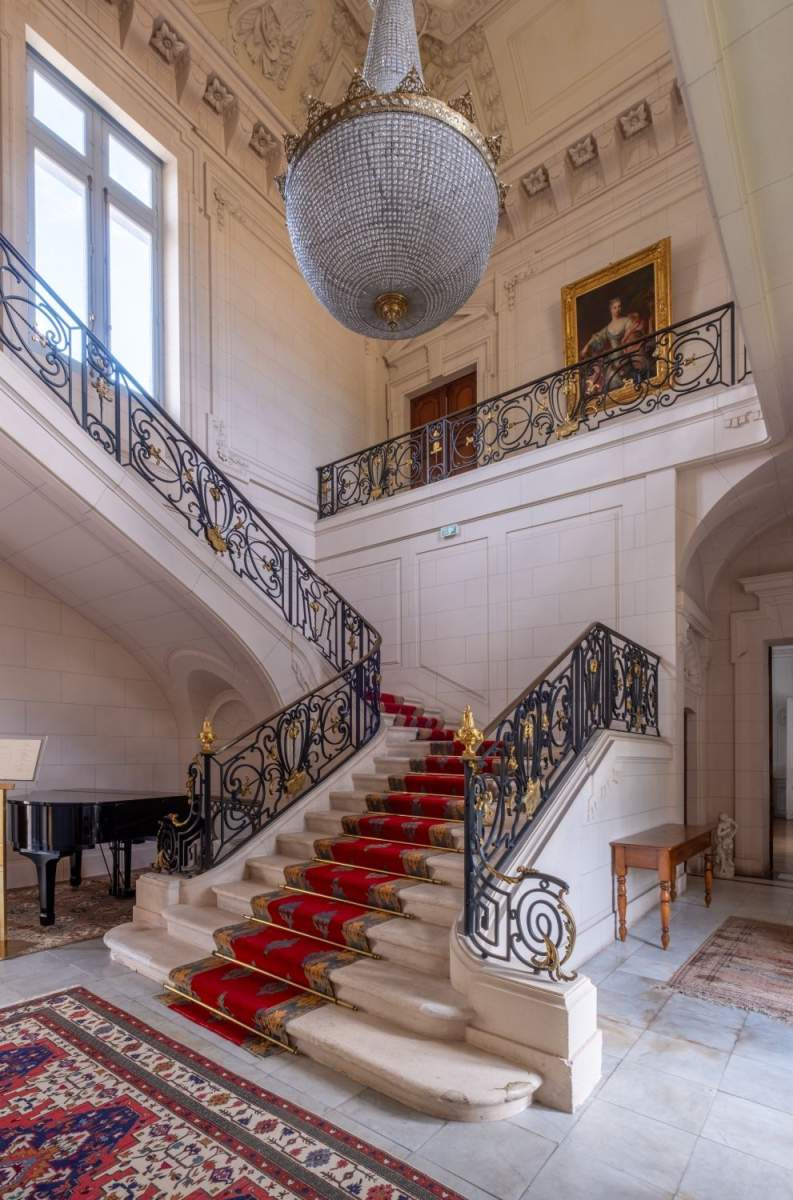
[27,49,163,397]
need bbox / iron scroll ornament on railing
[318,302,746,517]
[458,623,660,979]
[0,231,381,874]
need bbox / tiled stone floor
[2,877,793,1198]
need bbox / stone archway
[731,572,793,875]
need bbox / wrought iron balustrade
[0,231,381,874]
[459,623,660,979]
[318,302,747,518]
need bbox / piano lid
[7,789,185,806]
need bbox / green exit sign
[440,524,460,540]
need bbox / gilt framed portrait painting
[561,238,671,409]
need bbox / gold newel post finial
[457,705,483,761]
[199,717,216,755]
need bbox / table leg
[704,849,713,908]
[617,874,628,941]
[659,880,672,950]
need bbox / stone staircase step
[245,852,299,887]
[328,959,471,1039]
[385,727,424,743]
[304,809,355,835]
[164,903,239,951]
[244,854,462,927]
[352,771,399,791]
[286,1005,541,1122]
[329,790,369,812]
[106,925,539,1120]
[373,755,463,775]
[156,901,457,1026]
[381,701,446,721]
[369,917,451,977]
[211,873,451,975]
[105,926,203,984]
[378,743,432,759]
[212,878,268,916]
[303,809,464,850]
[274,828,464,886]
[401,882,463,927]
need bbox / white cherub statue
[714,811,738,878]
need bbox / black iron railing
[0,232,381,874]
[318,302,744,518]
[459,623,660,978]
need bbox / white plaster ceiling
[185,0,670,163]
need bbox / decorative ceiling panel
[229,1,314,89]
[184,0,673,173]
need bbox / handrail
[0,232,381,875]
[318,302,746,518]
[461,622,660,979]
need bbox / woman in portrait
[580,295,651,396]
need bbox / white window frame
[26,48,164,398]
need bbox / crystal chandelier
[277,0,505,340]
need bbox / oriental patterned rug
[670,916,793,1025]
[0,988,462,1200]
[5,876,139,956]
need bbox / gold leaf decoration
[206,525,227,554]
[345,70,375,102]
[449,90,476,124]
[395,66,428,97]
[305,95,330,128]
[486,133,503,166]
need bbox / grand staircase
[0,232,662,1121]
[108,693,541,1121]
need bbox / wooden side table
[610,823,716,950]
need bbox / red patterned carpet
[0,987,465,1200]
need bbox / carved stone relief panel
[421,26,512,156]
[229,1,313,89]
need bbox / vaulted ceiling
[186,0,670,166]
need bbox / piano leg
[29,853,61,926]
[70,850,83,888]
[124,838,132,894]
[109,840,135,898]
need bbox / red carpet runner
[166,695,480,1051]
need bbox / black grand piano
[8,789,187,926]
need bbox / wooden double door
[409,370,478,481]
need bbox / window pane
[33,70,86,154]
[108,134,153,207]
[33,149,88,329]
[108,204,153,392]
